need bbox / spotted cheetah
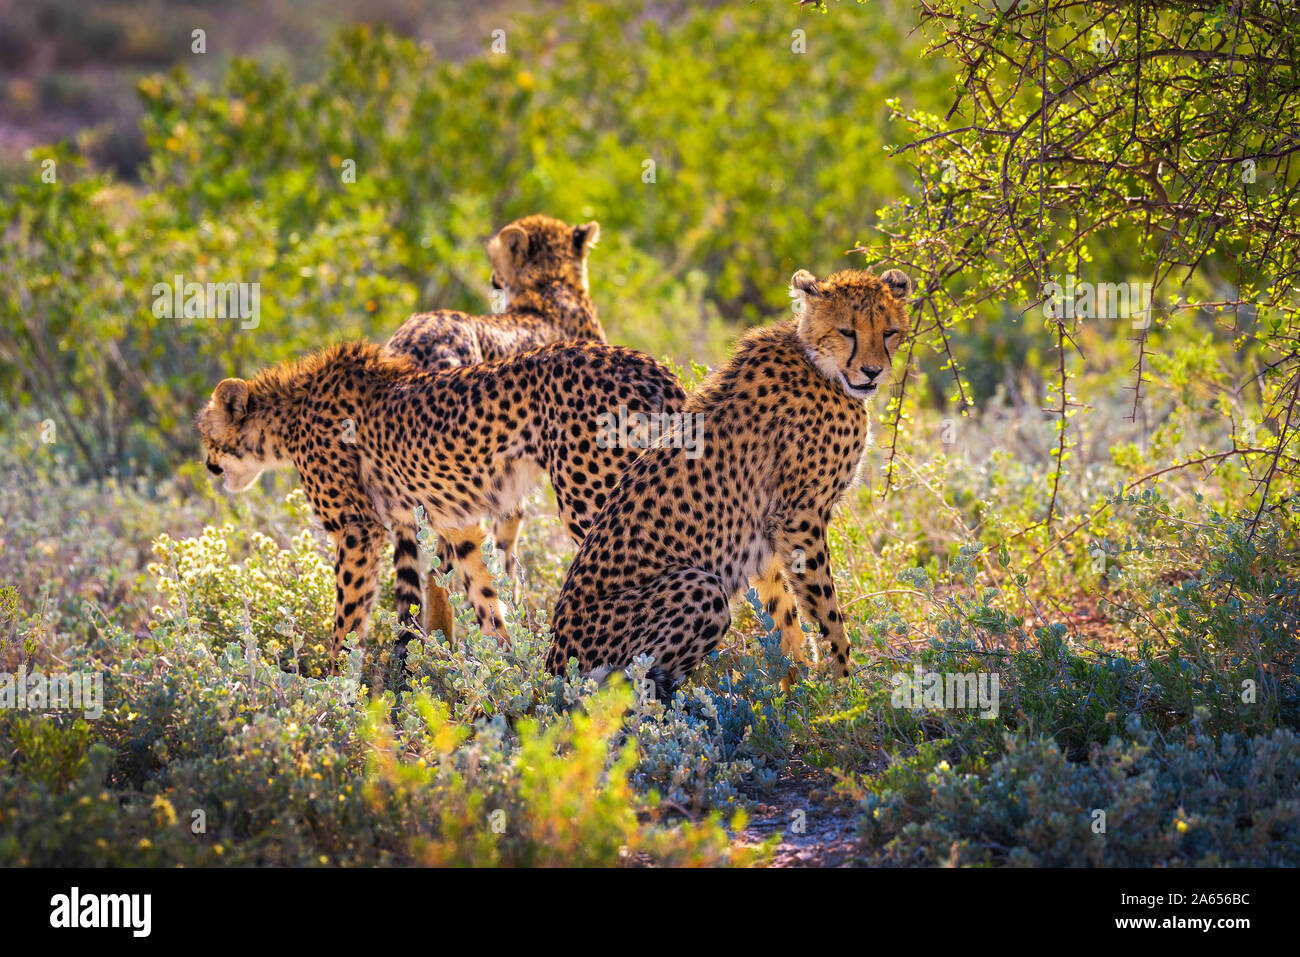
[385,214,603,370]
[546,267,912,697]
[384,214,604,626]
[197,339,683,664]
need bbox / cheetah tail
[646,665,675,704]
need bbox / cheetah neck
[244,342,406,465]
[239,397,299,469]
[224,402,294,476]
[800,343,874,407]
[789,315,853,400]
[508,280,604,340]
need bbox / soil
[732,761,872,867]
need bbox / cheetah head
[197,378,283,493]
[791,267,912,400]
[487,214,600,303]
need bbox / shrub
[0,498,778,865]
[858,725,1300,867]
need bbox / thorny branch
[871,0,1300,546]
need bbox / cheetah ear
[491,224,530,270]
[880,268,912,301]
[789,269,823,311]
[573,220,600,256]
[213,378,249,426]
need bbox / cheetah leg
[423,573,456,647]
[391,525,422,659]
[331,522,386,667]
[428,535,459,646]
[644,567,732,696]
[392,523,455,658]
[751,558,812,692]
[545,567,731,697]
[491,508,525,585]
[774,520,852,678]
[440,525,510,647]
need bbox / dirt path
[733,762,868,866]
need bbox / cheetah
[197,339,683,664]
[385,214,603,370]
[384,214,604,626]
[546,267,913,698]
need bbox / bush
[1,1,942,480]
[0,498,779,865]
[859,725,1300,867]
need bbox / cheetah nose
[861,365,884,381]
[206,458,223,476]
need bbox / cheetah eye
[838,328,856,339]
[883,329,901,341]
